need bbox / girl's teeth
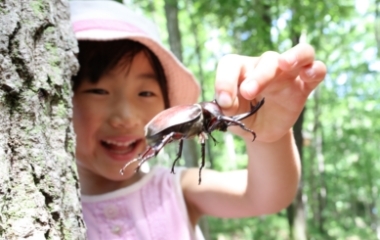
[102,139,138,155]
[110,145,134,154]
[104,140,137,147]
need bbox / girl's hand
[214,43,326,142]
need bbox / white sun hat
[69,0,200,107]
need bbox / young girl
[70,1,326,239]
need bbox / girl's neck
[77,167,146,195]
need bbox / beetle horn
[232,98,265,121]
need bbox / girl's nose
[108,101,141,130]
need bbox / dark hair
[72,39,170,108]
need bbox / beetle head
[200,100,222,117]
[200,100,229,132]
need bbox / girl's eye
[85,89,108,95]
[139,91,155,97]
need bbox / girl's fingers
[214,44,324,111]
[215,54,254,108]
[300,60,327,91]
[278,43,315,71]
[239,51,281,100]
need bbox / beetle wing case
[144,104,202,136]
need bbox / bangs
[72,40,169,108]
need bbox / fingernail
[305,67,315,78]
[217,91,232,107]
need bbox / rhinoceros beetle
[120,98,265,184]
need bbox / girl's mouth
[101,139,143,160]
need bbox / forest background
[0,0,378,239]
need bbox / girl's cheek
[73,104,94,133]
[146,107,163,123]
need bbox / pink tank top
[81,167,205,240]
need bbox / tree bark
[0,0,85,239]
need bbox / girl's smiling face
[73,51,165,187]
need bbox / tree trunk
[289,108,307,240]
[312,87,327,235]
[0,0,85,239]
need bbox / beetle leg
[171,139,183,174]
[135,133,177,171]
[151,132,177,153]
[137,132,186,174]
[208,133,218,146]
[198,134,207,185]
[120,147,152,175]
[135,148,158,172]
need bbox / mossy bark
[0,0,85,239]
